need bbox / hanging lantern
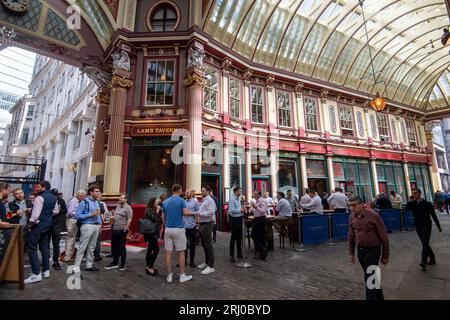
[369,92,387,112]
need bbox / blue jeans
[26,225,52,275]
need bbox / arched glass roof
[204,0,450,111]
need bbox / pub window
[338,104,354,137]
[229,153,244,189]
[278,159,298,195]
[304,96,319,131]
[277,91,292,127]
[406,119,417,146]
[251,86,264,124]
[146,60,175,106]
[204,66,219,112]
[377,113,390,142]
[229,78,240,118]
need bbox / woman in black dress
[144,197,162,276]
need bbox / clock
[1,0,29,13]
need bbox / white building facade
[3,55,97,200]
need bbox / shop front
[333,157,374,203]
[127,136,183,205]
[305,155,328,197]
[408,163,433,201]
[251,150,271,195]
[376,160,407,204]
[278,152,301,196]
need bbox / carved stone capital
[184,72,206,87]
[221,58,232,74]
[81,66,112,88]
[187,46,205,69]
[112,75,133,89]
[266,75,275,91]
[320,89,329,103]
[243,69,253,84]
[96,90,111,105]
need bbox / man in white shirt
[263,192,275,215]
[301,190,323,214]
[327,187,348,213]
[300,188,311,208]
[390,191,402,209]
[195,185,217,275]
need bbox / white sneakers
[201,266,215,275]
[167,273,193,283]
[197,263,207,269]
[179,273,193,283]
[43,270,50,278]
[24,273,42,284]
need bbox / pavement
[1,212,450,300]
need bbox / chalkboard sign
[0,225,23,290]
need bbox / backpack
[76,199,90,229]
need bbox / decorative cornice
[112,75,133,88]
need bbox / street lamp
[369,92,387,112]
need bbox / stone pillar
[243,70,252,129]
[61,125,76,198]
[370,157,379,196]
[403,161,412,196]
[223,133,230,192]
[184,43,206,193]
[326,154,334,193]
[51,133,63,190]
[245,137,252,201]
[300,153,308,192]
[425,121,443,192]
[295,84,305,137]
[90,88,110,178]
[269,152,278,198]
[103,70,133,197]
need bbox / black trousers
[445,201,450,215]
[111,229,127,265]
[50,228,61,264]
[416,226,435,264]
[145,234,159,268]
[199,221,214,268]
[229,216,243,257]
[357,246,384,301]
[185,227,197,263]
[251,217,267,258]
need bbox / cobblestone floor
[2,213,450,300]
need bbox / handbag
[139,218,157,234]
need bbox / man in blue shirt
[163,184,195,283]
[74,185,102,272]
[185,189,199,267]
[228,186,244,263]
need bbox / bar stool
[277,218,296,249]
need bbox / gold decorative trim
[111,75,133,88]
[184,73,206,87]
[96,91,111,104]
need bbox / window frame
[377,113,390,143]
[250,85,266,124]
[143,57,177,108]
[203,64,220,112]
[405,119,417,146]
[228,76,242,119]
[276,89,293,128]
[303,95,320,132]
[337,103,355,137]
[146,1,181,32]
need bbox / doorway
[202,173,223,230]
[308,178,327,197]
[252,177,270,194]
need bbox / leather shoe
[85,266,99,272]
[53,263,61,270]
[229,256,235,263]
[189,261,196,268]
[427,261,436,265]
[419,263,427,270]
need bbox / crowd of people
[0,180,445,300]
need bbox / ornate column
[184,43,206,193]
[326,147,334,193]
[103,50,133,198]
[370,152,379,196]
[403,160,412,196]
[222,131,230,192]
[245,137,252,201]
[221,58,231,124]
[299,145,308,192]
[51,133,63,189]
[425,121,442,193]
[243,70,252,129]
[61,125,76,198]
[90,88,110,178]
[269,138,279,197]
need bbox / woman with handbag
[143,197,162,276]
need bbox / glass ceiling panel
[204,0,450,111]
